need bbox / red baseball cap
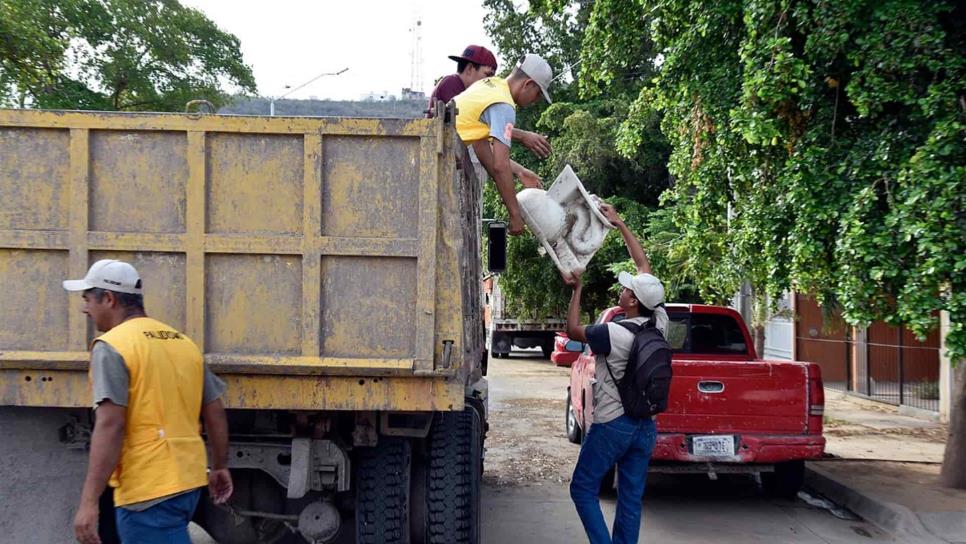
[448,45,498,70]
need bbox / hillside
[220,96,427,118]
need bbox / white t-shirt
[584,307,668,424]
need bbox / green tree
[580,0,965,487]
[483,0,677,320]
[0,0,255,111]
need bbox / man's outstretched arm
[600,203,651,274]
[473,139,526,235]
[566,276,588,343]
[202,398,234,504]
[510,159,542,188]
[511,128,551,159]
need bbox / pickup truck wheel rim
[567,401,577,433]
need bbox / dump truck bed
[0,108,483,411]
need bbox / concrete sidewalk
[804,391,966,544]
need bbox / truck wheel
[761,460,805,498]
[356,438,412,543]
[425,408,481,544]
[541,342,553,359]
[565,390,582,444]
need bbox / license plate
[691,435,735,457]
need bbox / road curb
[804,462,949,543]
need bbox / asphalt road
[478,349,898,544]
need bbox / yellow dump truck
[0,106,488,544]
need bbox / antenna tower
[409,17,423,91]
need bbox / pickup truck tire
[425,408,482,544]
[566,390,582,444]
[357,438,412,544]
[761,460,805,498]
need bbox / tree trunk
[939,363,966,489]
[752,324,766,359]
[749,285,767,359]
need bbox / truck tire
[761,460,805,498]
[541,338,554,359]
[491,332,512,358]
[425,408,481,544]
[565,389,582,444]
[356,438,412,544]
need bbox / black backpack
[603,319,673,419]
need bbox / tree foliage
[579,0,965,359]
[0,0,255,111]
[482,0,675,319]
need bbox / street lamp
[269,67,349,116]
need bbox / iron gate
[794,294,940,412]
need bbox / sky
[180,0,507,101]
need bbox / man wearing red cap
[427,45,498,114]
[429,45,551,160]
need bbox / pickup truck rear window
[688,314,748,354]
[592,310,748,356]
[665,318,688,350]
[663,313,748,354]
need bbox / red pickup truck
[565,304,825,496]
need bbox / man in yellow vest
[64,259,233,544]
[454,53,554,235]
[428,45,551,160]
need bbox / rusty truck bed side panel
[0,109,479,410]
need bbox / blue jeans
[115,489,201,544]
[570,415,657,544]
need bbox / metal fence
[794,295,940,412]
[855,321,941,411]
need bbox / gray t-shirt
[584,307,669,424]
[91,341,226,409]
[465,103,517,185]
[90,341,227,511]
[479,102,516,147]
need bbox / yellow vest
[93,317,208,506]
[454,77,517,143]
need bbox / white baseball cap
[518,53,553,103]
[63,259,142,295]
[618,271,665,310]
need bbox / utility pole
[270,67,349,116]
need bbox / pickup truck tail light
[807,363,825,434]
